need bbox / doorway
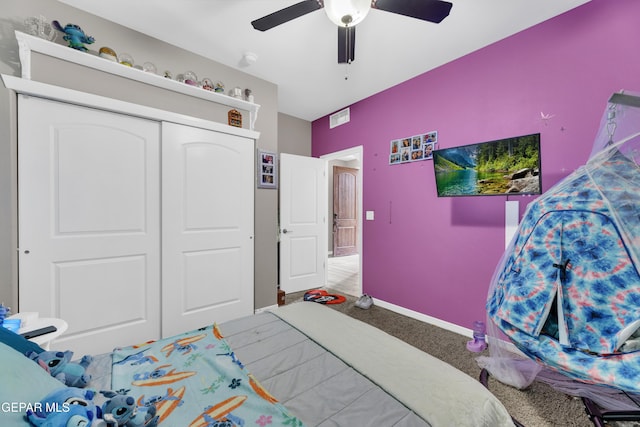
[321,146,363,298]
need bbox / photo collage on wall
[258,149,277,189]
[389,131,438,165]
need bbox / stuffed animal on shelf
[100,391,158,427]
[25,387,101,427]
[27,350,93,388]
[51,21,95,51]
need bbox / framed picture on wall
[389,131,438,165]
[258,149,277,189]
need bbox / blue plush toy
[51,21,95,51]
[100,391,158,427]
[25,387,100,427]
[27,350,93,388]
[27,403,94,427]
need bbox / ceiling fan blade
[251,0,323,31]
[372,0,452,23]
[337,26,356,64]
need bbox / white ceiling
[58,0,591,122]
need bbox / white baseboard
[373,298,473,338]
[260,296,524,356]
[373,297,525,356]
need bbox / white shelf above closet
[15,30,261,130]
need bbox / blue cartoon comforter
[111,323,304,427]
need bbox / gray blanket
[224,302,513,426]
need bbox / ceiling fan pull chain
[344,25,351,80]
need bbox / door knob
[282,229,292,234]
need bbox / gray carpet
[285,289,596,426]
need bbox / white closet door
[161,122,254,337]
[18,96,161,355]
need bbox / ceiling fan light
[324,0,371,27]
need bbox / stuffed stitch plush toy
[25,387,101,427]
[26,350,93,388]
[26,403,95,427]
[100,391,158,427]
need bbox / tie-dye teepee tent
[482,91,640,394]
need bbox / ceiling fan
[251,0,453,64]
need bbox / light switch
[366,210,374,220]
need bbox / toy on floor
[303,289,346,304]
[466,320,487,352]
[27,350,93,387]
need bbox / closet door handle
[282,229,292,234]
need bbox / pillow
[0,342,66,426]
[0,325,45,355]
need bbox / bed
[1,302,514,426]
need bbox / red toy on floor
[303,289,346,304]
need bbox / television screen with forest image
[433,133,541,197]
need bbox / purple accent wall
[311,0,640,329]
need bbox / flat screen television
[433,133,541,197]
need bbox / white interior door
[18,96,161,355]
[161,122,254,337]
[279,154,327,293]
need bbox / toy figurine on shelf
[230,87,242,99]
[98,47,118,62]
[244,88,254,103]
[201,77,214,91]
[118,53,134,67]
[142,62,157,74]
[52,20,94,51]
[183,70,198,86]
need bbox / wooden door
[333,166,359,256]
[279,154,327,293]
[18,96,161,355]
[161,123,254,337]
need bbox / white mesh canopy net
[479,91,640,411]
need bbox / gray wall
[278,113,311,157]
[0,0,311,311]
